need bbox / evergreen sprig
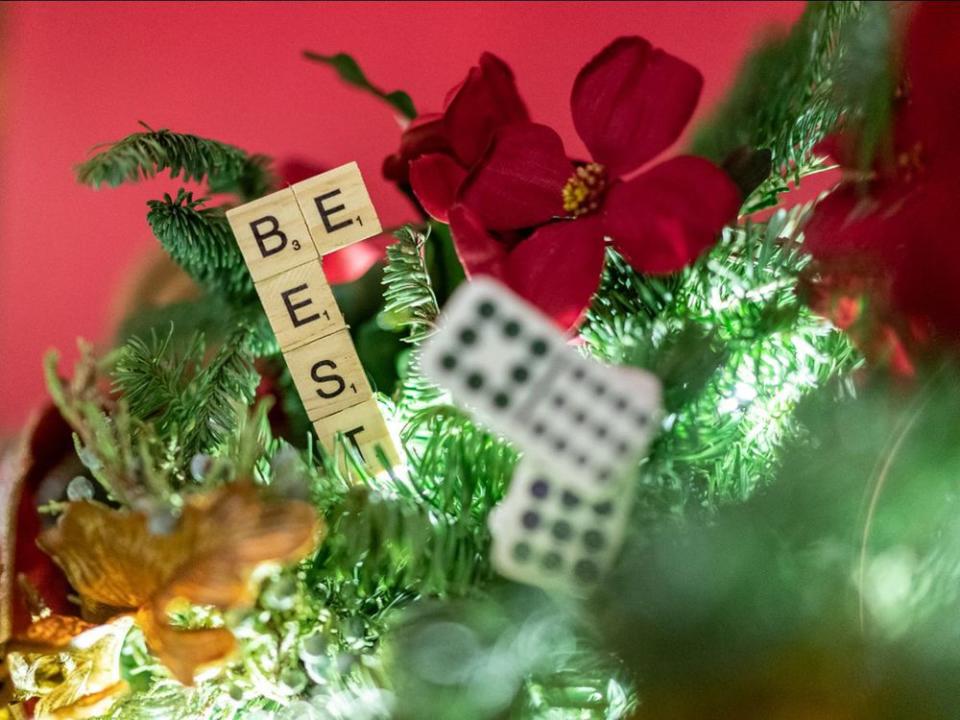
[383,226,445,417]
[146,189,256,306]
[76,124,275,200]
[692,1,865,211]
[112,325,259,460]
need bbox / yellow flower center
[561,162,608,217]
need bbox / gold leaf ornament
[5,614,133,720]
[37,482,321,685]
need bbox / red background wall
[0,1,804,432]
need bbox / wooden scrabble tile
[227,187,318,282]
[255,262,344,350]
[312,399,402,473]
[292,162,382,256]
[284,329,373,420]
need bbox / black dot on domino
[615,398,628,411]
[615,441,629,455]
[561,490,581,508]
[583,529,606,551]
[522,510,540,529]
[533,422,546,436]
[513,542,532,562]
[493,391,510,409]
[636,413,649,427]
[459,328,478,346]
[552,520,573,541]
[552,395,566,408]
[574,559,600,583]
[576,454,588,466]
[503,319,521,337]
[530,478,550,499]
[542,551,563,571]
[441,354,457,370]
[597,468,612,483]
[594,425,608,439]
[511,365,530,383]
[467,372,484,391]
[594,382,606,396]
[593,501,613,516]
[477,300,496,318]
[553,437,567,452]
[572,367,586,381]
[573,410,586,424]
[530,338,549,356]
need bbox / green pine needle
[146,189,256,306]
[77,124,275,200]
[112,325,260,460]
[692,1,865,211]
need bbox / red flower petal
[603,156,739,275]
[410,153,468,222]
[444,52,530,167]
[803,185,887,262]
[448,204,508,278]
[571,37,703,177]
[504,217,606,330]
[383,113,450,184]
[458,123,571,231]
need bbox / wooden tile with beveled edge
[255,261,344,350]
[292,162,382,256]
[284,329,373,420]
[312,398,402,474]
[226,187,318,282]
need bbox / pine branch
[692,2,865,211]
[112,325,260,460]
[76,125,275,200]
[44,347,178,506]
[185,326,261,457]
[382,226,445,417]
[383,226,441,345]
[146,189,256,306]
[116,296,279,358]
[584,206,859,510]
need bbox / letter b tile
[226,187,319,282]
[292,162,382,256]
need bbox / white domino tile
[489,457,632,591]
[421,277,662,498]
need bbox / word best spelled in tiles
[228,162,401,477]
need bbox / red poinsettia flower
[804,2,960,364]
[443,37,741,329]
[382,53,529,221]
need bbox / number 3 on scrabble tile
[226,187,318,282]
[292,162,382,256]
[284,328,374,420]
